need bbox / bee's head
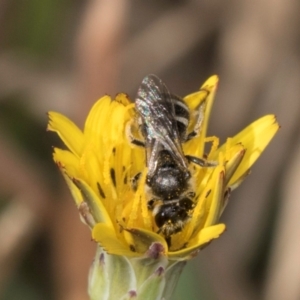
[154,198,194,236]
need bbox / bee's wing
[135,74,188,171]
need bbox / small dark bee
[128,74,214,246]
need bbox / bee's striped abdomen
[171,94,190,141]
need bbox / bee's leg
[129,137,145,147]
[126,120,145,147]
[186,155,217,167]
[185,131,196,141]
[131,172,142,191]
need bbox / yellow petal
[79,147,104,197]
[187,165,224,240]
[83,95,112,145]
[92,223,138,257]
[52,148,83,205]
[72,177,114,227]
[53,148,80,178]
[184,75,219,156]
[184,75,218,113]
[83,94,133,149]
[47,111,84,158]
[60,169,83,206]
[197,75,219,142]
[204,166,225,227]
[228,115,279,185]
[168,224,225,260]
[224,144,246,186]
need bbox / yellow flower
[48,76,279,261]
[48,76,279,299]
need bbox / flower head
[48,76,279,261]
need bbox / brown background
[0,1,299,299]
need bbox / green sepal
[136,266,165,300]
[88,246,137,300]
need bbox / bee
[128,74,213,246]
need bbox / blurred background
[0,0,299,299]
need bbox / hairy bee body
[132,75,208,244]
